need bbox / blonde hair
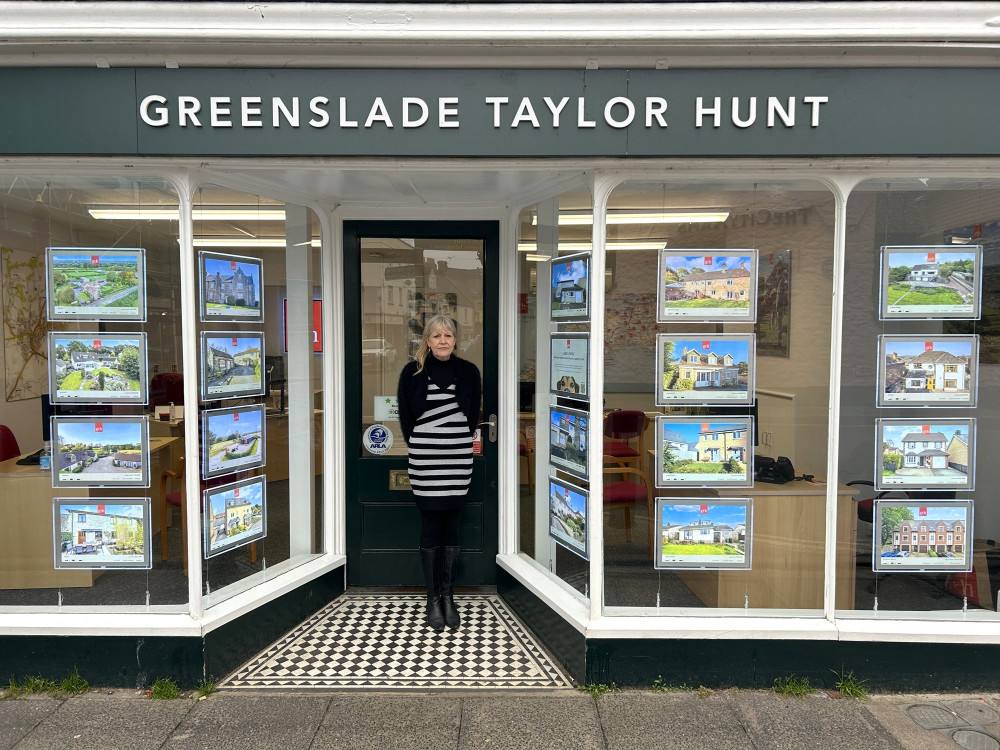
[414,315,458,373]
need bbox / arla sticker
[363,424,393,455]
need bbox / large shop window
[602,180,836,614]
[516,187,594,600]
[194,186,325,606]
[838,178,1000,619]
[0,175,185,608]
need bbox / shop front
[2,12,1000,688]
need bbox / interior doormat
[221,593,573,690]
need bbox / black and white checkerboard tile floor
[221,593,573,690]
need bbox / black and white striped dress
[407,377,474,510]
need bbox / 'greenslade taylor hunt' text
[139,94,830,131]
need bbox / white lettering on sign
[695,96,829,129]
[138,93,828,132]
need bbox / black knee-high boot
[419,547,445,631]
[440,546,461,629]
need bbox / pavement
[2,688,1000,750]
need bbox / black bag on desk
[755,455,794,484]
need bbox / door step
[220,592,573,690]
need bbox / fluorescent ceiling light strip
[192,237,320,248]
[524,254,551,262]
[518,241,664,252]
[89,207,286,221]
[532,210,729,226]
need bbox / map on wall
[1,247,49,401]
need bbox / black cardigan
[397,355,482,445]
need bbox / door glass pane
[359,237,484,455]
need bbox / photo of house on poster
[200,332,265,401]
[657,249,758,322]
[548,406,589,480]
[199,251,264,323]
[548,476,588,559]
[45,247,146,322]
[52,498,151,570]
[873,499,973,573]
[655,416,753,488]
[202,404,267,479]
[654,498,752,570]
[549,333,589,401]
[48,333,148,404]
[656,333,754,406]
[880,245,982,320]
[877,334,978,407]
[203,476,267,558]
[549,252,590,322]
[876,419,976,491]
[51,416,150,488]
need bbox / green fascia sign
[0,68,996,157]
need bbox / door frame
[343,219,501,586]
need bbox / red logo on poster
[232,338,238,346]
[700,505,708,514]
[234,488,240,497]
[921,425,930,434]
[282,299,323,352]
[567,339,572,348]
[473,428,482,455]
[927,252,936,263]
[566,262,571,271]
[91,255,100,265]
[93,340,101,350]
[94,423,103,433]
[97,505,105,515]
[704,256,713,266]
[230,261,237,270]
[919,507,927,516]
[701,423,710,432]
[233,413,239,422]
[924,341,934,351]
[702,341,711,350]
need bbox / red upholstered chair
[0,425,21,462]
[602,466,652,544]
[603,410,648,469]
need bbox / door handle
[479,414,497,443]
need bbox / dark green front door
[345,221,499,586]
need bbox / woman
[397,315,482,631]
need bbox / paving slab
[459,695,604,750]
[311,695,461,750]
[0,696,62,750]
[865,697,964,750]
[598,691,753,750]
[728,691,905,750]
[165,694,330,750]
[12,693,193,750]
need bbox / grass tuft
[831,667,869,699]
[197,678,218,699]
[148,677,180,700]
[651,676,693,693]
[579,682,619,697]
[60,667,90,696]
[697,685,713,699]
[772,674,814,697]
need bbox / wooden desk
[0,436,179,590]
[644,450,856,609]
